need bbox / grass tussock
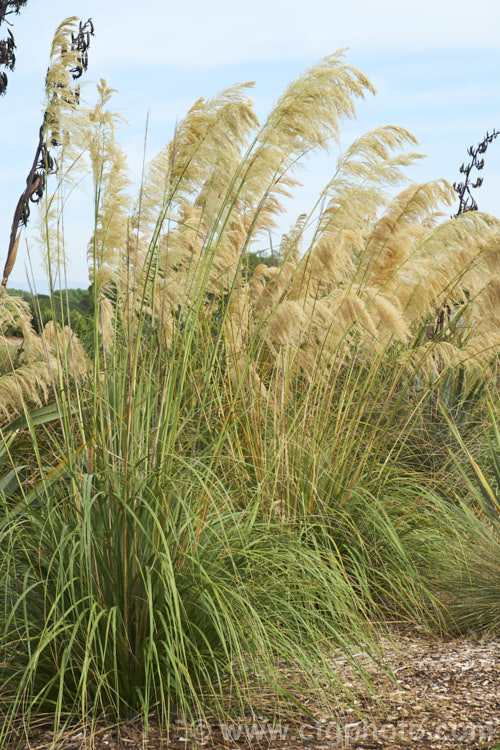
[0,17,500,746]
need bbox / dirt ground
[7,629,500,750]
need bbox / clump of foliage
[418,403,500,635]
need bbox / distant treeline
[4,252,276,345]
[7,287,94,344]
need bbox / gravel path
[8,630,500,750]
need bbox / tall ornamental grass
[0,16,500,745]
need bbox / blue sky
[1,0,499,291]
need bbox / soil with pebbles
[7,629,500,750]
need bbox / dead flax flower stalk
[0,18,93,420]
[3,17,94,290]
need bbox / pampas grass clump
[1,18,500,746]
